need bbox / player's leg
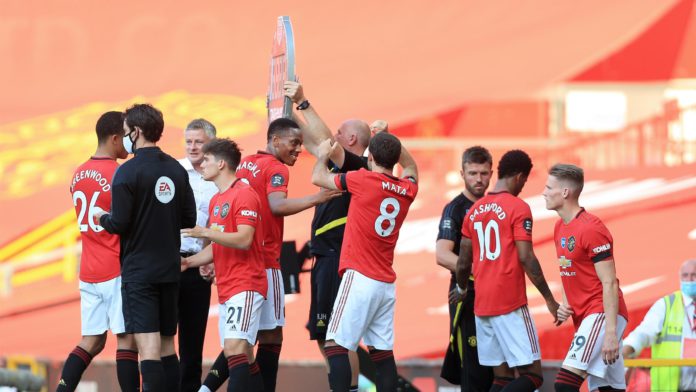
[56,281,108,392]
[160,282,181,392]
[310,256,360,390]
[489,306,543,392]
[473,316,513,392]
[557,314,628,392]
[115,334,140,392]
[199,351,228,392]
[105,275,140,392]
[326,270,376,392]
[256,268,285,392]
[461,282,493,391]
[363,279,397,392]
[222,291,265,392]
[123,282,165,392]
[178,267,212,392]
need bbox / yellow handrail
[0,209,76,262]
[625,358,696,367]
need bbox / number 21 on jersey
[73,190,104,233]
[473,221,500,261]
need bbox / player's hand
[448,287,466,304]
[283,81,306,104]
[370,120,388,136]
[546,298,560,325]
[601,333,620,365]
[556,303,574,326]
[181,225,209,239]
[91,206,108,222]
[200,264,215,282]
[315,188,343,204]
[316,138,334,160]
[181,257,190,272]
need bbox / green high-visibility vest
[651,291,683,392]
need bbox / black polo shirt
[310,150,367,256]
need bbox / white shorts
[258,268,285,330]
[475,305,541,367]
[79,276,126,336]
[218,291,265,346]
[326,269,395,351]
[562,313,628,390]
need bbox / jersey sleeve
[234,189,260,227]
[266,161,289,195]
[337,169,364,196]
[338,149,368,172]
[583,223,613,263]
[437,202,463,242]
[511,201,533,241]
[100,164,134,235]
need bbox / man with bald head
[623,259,696,392]
[284,81,371,391]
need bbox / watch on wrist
[297,100,310,110]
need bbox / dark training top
[437,192,476,282]
[101,147,196,283]
[309,150,367,256]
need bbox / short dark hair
[96,111,124,144]
[462,146,493,167]
[202,138,242,170]
[369,132,402,170]
[124,103,164,143]
[497,150,533,179]
[549,163,584,193]
[267,118,300,141]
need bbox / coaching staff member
[96,104,196,392]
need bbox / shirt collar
[178,157,195,172]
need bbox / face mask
[123,130,138,154]
[681,281,696,298]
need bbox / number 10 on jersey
[473,221,500,261]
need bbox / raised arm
[595,259,620,364]
[516,240,559,322]
[311,139,342,192]
[268,189,339,217]
[284,81,341,159]
[399,144,418,182]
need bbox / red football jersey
[236,151,289,269]
[462,191,533,316]
[208,179,267,303]
[554,209,628,327]
[70,157,121,283]
[334,169,418,283]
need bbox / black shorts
[307,255,341,340]
[122,281,179,336]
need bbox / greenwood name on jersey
[70,157,121,283]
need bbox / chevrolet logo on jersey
[558,256,572,268]
[210,223,225,232]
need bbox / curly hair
[497,150,532,179]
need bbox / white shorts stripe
[329,270,354,334]
[259,268,286,330]
[241,291,252,332]
[582,314,605,363]
[521,306,539,354]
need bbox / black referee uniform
[100,146,196,335]
[438,193,493,391]
[307,150,367,340]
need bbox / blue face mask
[681,281,696,298]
